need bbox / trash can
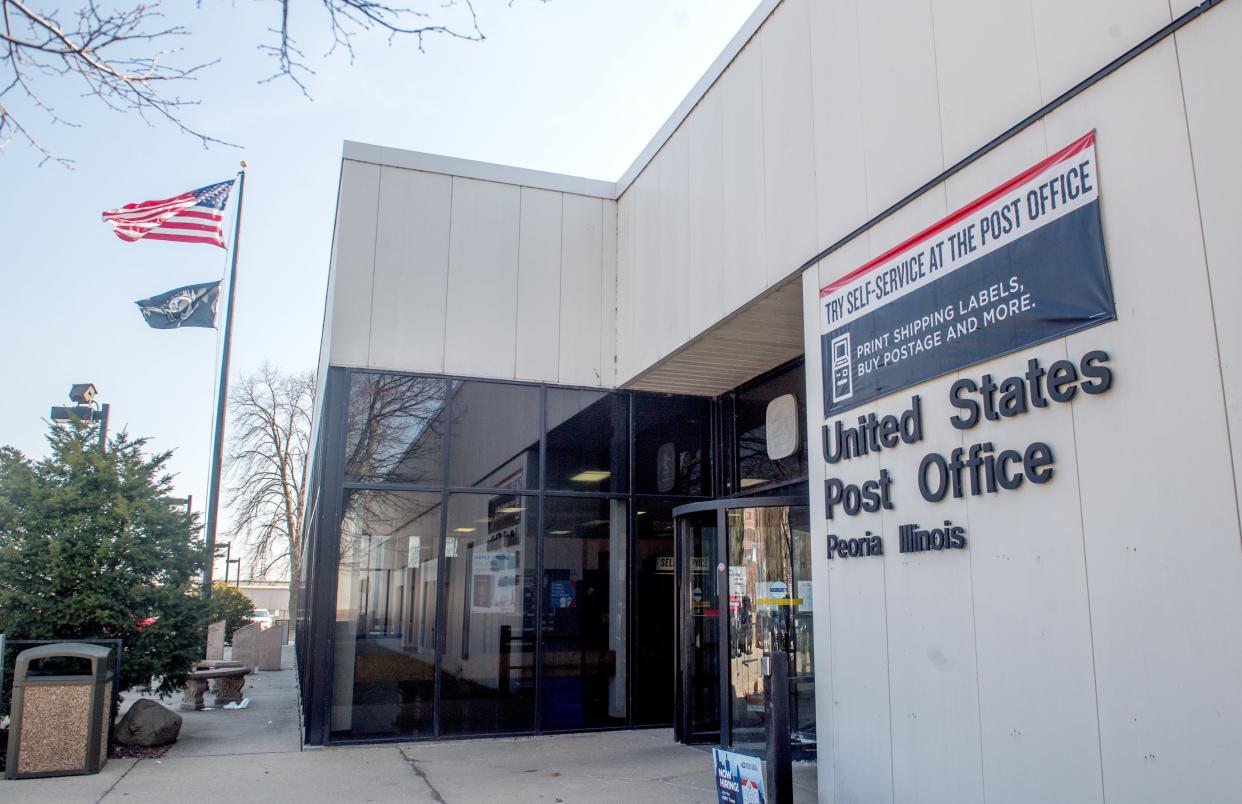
[5,643,114,780]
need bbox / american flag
[102,180,235,248]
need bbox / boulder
[114,699,182,747]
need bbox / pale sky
[0,0,761,578]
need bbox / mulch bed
[109,740,172,760]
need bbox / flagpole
[202,162,247,601]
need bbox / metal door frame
[672,496,806,748]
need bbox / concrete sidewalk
[2,645,817,803]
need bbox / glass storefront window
[633,394,712,496]
[331,490,442,739]
[545,389,629,493]
[735,365,806,490]
[632,500,679,726]
[310,365,813,745]
[345,373,447,484]
[541,497,629,730]
[449,381,540,491]
[440,492,537,735]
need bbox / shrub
[0,421,208,695]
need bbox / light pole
[227,559,242,588]
[215,541,232,588]
[49,383,109,450]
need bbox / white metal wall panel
[808,0,870,248]
[759,0,817,288]
[630,163,664,376]
[685,90,726,338]
[943,126,1104,804]
[328,160,381,366]
[615,186,636,384]
[368,167,452,373]
[515,187,563,383]
[855,0,945,214]
[1175,0,1242,527]
[863,194,987,804]
[559,194,605,386]
[930,0,1043,165]
[1029,0,1170,105]
[815,237,896,804]
[1044,40,1242,804]
[599,201,619,388]
[719,43,769,310]
[444,177,521,379]
[657,132,692,349]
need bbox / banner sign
[820,131,1115,417]
[713,748,767,804]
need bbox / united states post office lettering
[821,350,1113,522]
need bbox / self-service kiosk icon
[830,333,852,402]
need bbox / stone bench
[180,665,249,711]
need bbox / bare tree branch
[224,363,314,621]
[1,0,227,166]
[4,1,522,165]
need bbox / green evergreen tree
[0,420,208,695]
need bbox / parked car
[249,608,275,630]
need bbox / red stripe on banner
[104,212,183,229]
[145,232,226,247]
[176,209,224,222]
[158,220,223,233]
[109,221,161,236]
[106,203,193,223]
[820,131,1096,298]
[102,194,194,219]
[116,193,194,212]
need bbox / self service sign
[820,131,1115,417]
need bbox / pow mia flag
[136,280,222,329]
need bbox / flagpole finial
[240,160,248,169]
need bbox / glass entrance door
[676,509,722,743]
[726,505,813,756]
[674,498,813,756]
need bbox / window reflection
[346,374,447,484]
[633,395,712,496]
[725,506,814,757]
[449,381,540,490]
[440,493,537,735]
[632,500,678,725]
[546,389,628,493]
[541,497,628,729]
[322,369,728,742]
[332,490,441,739]
[736,365,806,490]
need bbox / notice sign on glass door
[819,131,1115,417]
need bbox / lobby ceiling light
[497,506,524,513]
[570,470,611,483]
[740,478,766,488]
[453,527,476,533]
[549,530,571,535]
